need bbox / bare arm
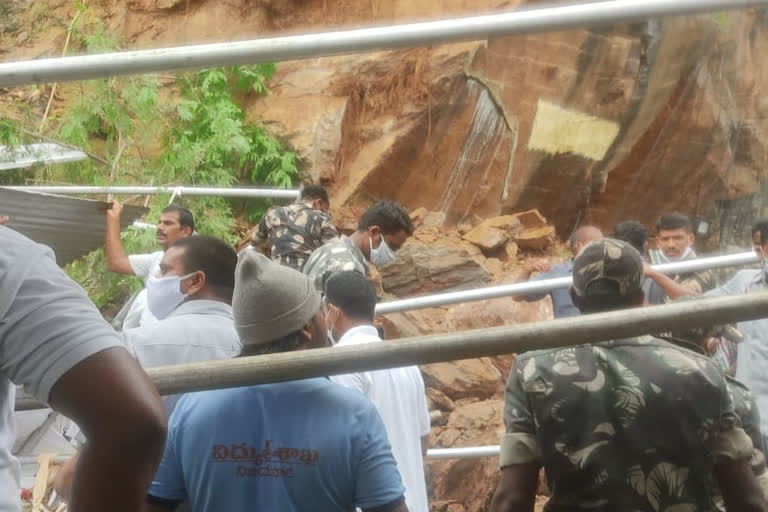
[48,347,167,512]
[644,263,699,300]
[715,458,768,512]
[489,463,540,512]
[105,200,135,274]
[0,216,8,225]
[52,452,79,503]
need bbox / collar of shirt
[167,299,233,320]
[339,234,368,266]
[337,325,380,346]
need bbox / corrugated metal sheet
[0,187,148,266]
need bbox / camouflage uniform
[302,235,369,293]
[501,239,754,512]
[646,250,716,304]
[252,202,338,271]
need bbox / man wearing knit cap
[144,251,409,512]
[491,239,765,512]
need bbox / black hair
[170,236,237,301]
[162,205,195,233]
[614,220,647,255]
[752,218,768,246]
[239,315,324,357]
[300,185,330,204]
[325,271,377,322]
[357,200,414,235]
[656,212,691,234]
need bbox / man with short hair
[303,199,413,293]
[516,225,603,318]
[490,238,765,512]
[53,235,242,502]
[251,184,338,270]
[646,212,715,304]
[326,271,430,512]
[144,252,408,512]
[106,201,195,329]
[706,219,768,446]
[1,226,167,512]
[614,219,697,302]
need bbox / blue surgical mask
[370,236,397,266]
[146,272,195,320]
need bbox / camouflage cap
[572,238,644,298]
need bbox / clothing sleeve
[252,213,269,243]
[0,237,123,403]
[712,376,754,464]
[330,372,368,395]
[519,269,553,303]
[500,357,542,468]
[354,405,406,510]
[148,401,187,503]
[129,253,158,279]
[705,271,750,299]
[415,370,431,437]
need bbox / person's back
[326,271,430,511]
[252,185,338,270]
[491,239,764,512]
[509,336,738,510]
[152,379,403,512]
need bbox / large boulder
[421,358,503,401]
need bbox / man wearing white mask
[53,235,241,503]
[303,200,413,294]
[706,219,768,450]
[646,212,715,304]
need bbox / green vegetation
[1,6,299,313]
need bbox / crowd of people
[1,186,768,511]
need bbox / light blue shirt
[148,378,405,512]
[521,261,579,318]
[706,269,768,434]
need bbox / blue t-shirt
[521,261,579,318]
[148,378,405,512]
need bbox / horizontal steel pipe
[375,251,759,314]
[15,292,768,411]
[425,445,500,460]
[0,0,764,87]
[3,185,300,199]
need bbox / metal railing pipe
[15,292,768,411]
[0,0,764,87]
[425,446,500,460]
[375,251,759,314]
[2,185,300,199]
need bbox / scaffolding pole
[2,185,300,199]
[0,0,764,87]
[375,251,759,314]
[15,292,768,411]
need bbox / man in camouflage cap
[303,200,413,294]
[251,185,338,271]
[490,238,765,512]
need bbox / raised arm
[644,263,699,300]
[105,200,135,274]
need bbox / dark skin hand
[715,458,768,511]
[489,463,540,512]
[49,347,167,512]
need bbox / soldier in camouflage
[646,212,716,304]
[490,238,765,512]
[303,200,413,293]
[251,185,338,271]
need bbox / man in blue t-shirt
[515,225,603,318]
[144,251,407,512]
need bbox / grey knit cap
[233,249,321,346]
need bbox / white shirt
[0,227,121,512]
[330,326,431,512]
[122,299,241,414]
[122,251,164,330]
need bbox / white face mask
[659,245,693,263]
[146,273,195,320]
[369,235,397,266]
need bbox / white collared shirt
[330,325,431,512]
